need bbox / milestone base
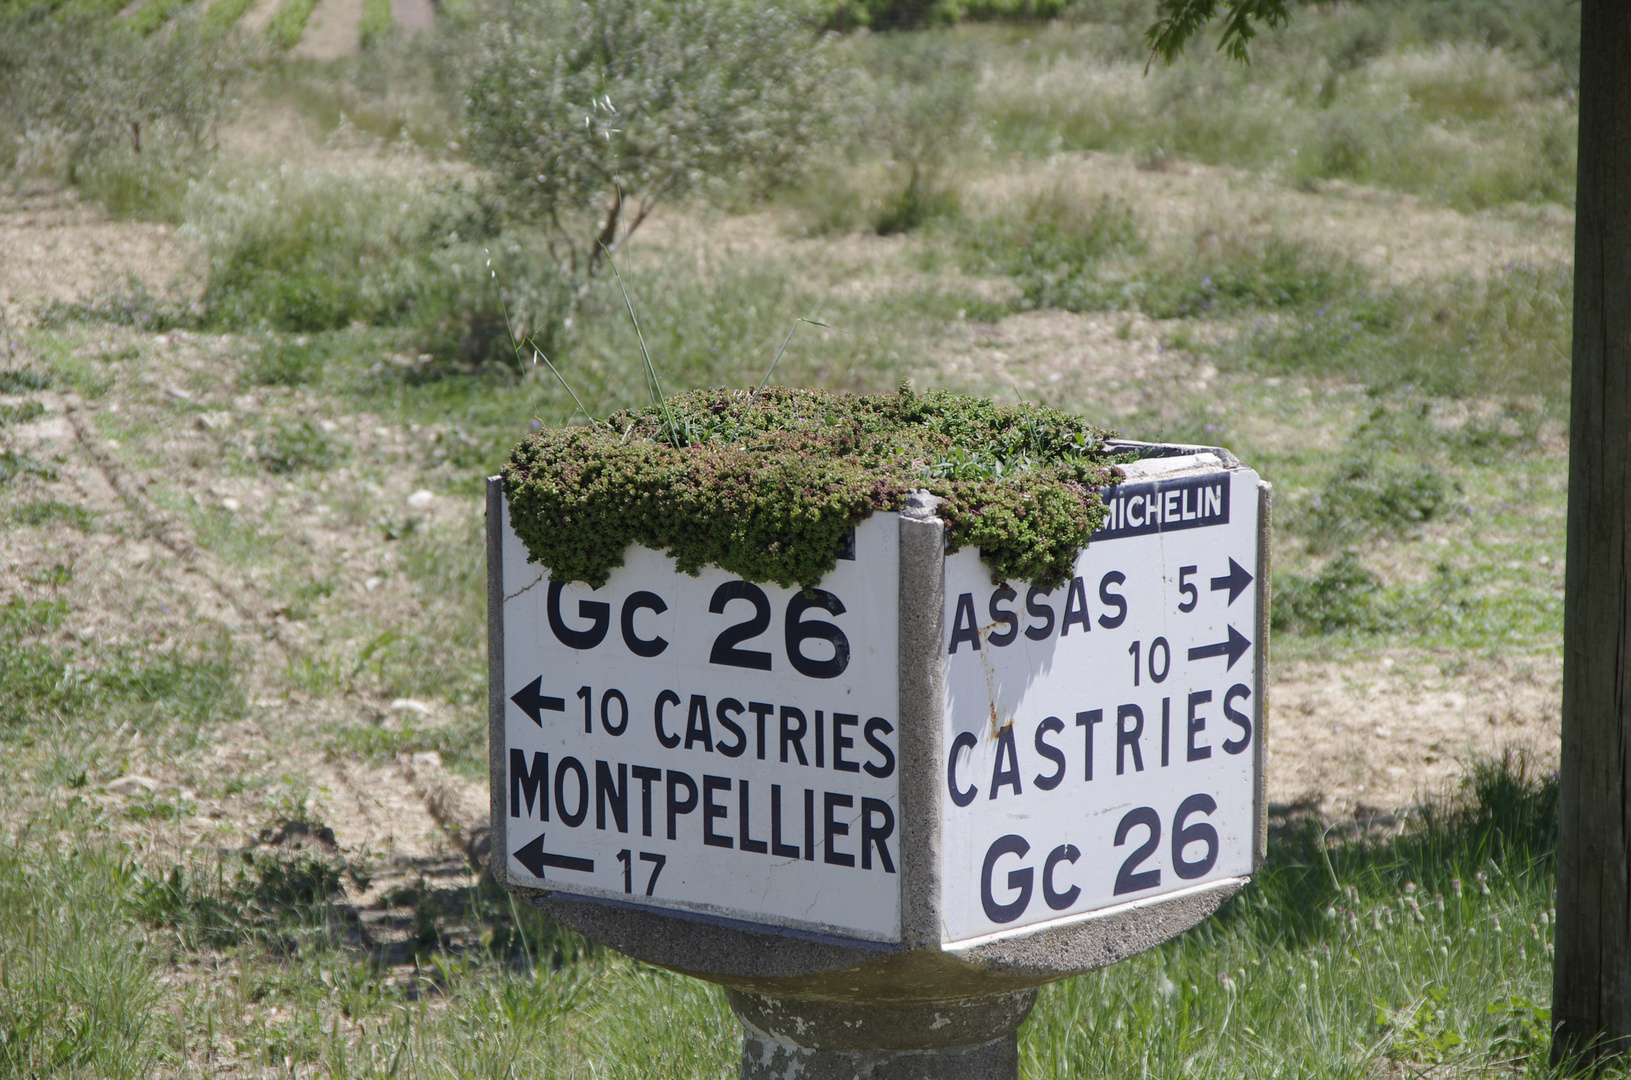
[730,989,1034,1080]
[739,1029,1018,1080]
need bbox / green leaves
[1144,0,1293,67]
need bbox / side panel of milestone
[938,465,1267,946]
[493,489,904,944]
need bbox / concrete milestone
[489,442,1271,1080]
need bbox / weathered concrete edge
[530,890,902,980]
[1255,479,1273,870]
[945,876,1246,979]
[486,476,507,890]
[898,493,946,952]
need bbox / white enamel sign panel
[939,467,1263,945]
[500,503,902,942]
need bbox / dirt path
[390,0,434,34]
[293,0,364,61]
[0,186,202,323]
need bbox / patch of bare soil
[390,0,435,33]
[292,0,364,62]
[0,186,203,322]
[1269,652,1560,824]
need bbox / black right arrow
[1187,625,1252,669]
[510,676,565,728]
[512,832,594,878]
[1209,558,1254,605]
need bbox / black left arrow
[1209,558,1254,605]
[1187,625,1252,670]
[513,832,594,878]
[510,676,565,727]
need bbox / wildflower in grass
[1404,880,1417,894]
[1434,892,1445,911]
[1476,871,1490,895]
[1451,878,1463,897]
[1491,914,1502,932]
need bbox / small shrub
[969,193,1145,312]
[1304,453,1459,551]
[255,420,347,474]
[1272,552,1384,635]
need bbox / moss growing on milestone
[503,386,1122,591]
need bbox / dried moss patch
[503,387,1122,590]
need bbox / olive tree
[0,12,243,171]
[463,0,833,285]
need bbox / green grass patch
[254,418,348,474]
[265,0,317,49]
[358,0,390,48]
[1023,755,1558,1078]
[8,498,94,530]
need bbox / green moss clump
[503,387,1122,591]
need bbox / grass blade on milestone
[756,317,847,394]
[602,246,681,447]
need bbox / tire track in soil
[28,363,482,926]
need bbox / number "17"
[616,850,667,896]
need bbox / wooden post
[1552,0,1631,1066]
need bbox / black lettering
[632,765,660,837]
[509,749,548,820]
[715,698,747,758]
[980,834,1033,924]
[600,689,629,736]
[1024,587,1056,641]
[654,690,681,749]
[748,701,775,761]
[708,580,773,670]
[1075,709,1103,781]
[948,730,978,806]
[864,717,896,779]
[780,707,809,765]
[987,585,1019,647]
[1223,684,1253,754]
[989,726,1023,798]
[665,771,698,840]
[804,789,815,861]
[824,792,855,867]
[861,798,896,873]
[1161,696,1171,767]
[619,591,668,657]
[770,783,799,858]
[786,589,851,679]
[684,695,714,753]
[1188,690,1213,761]
[1043,844,1081,910]
[1117,704,1144,775]
[1033,716,1066,790]
[739,780,768,854]
[949,592,981,654]
[1060,576,1091,636]
[595,760,628,833]
[703,775,732,849]
[815,710,824,768]
[834,713,860,772]
[1098,571,1128,628]
[547,580,610,650]
[555,756,588,827]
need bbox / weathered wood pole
[1552,0,1631,1067]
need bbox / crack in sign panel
[504,568,545,602]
